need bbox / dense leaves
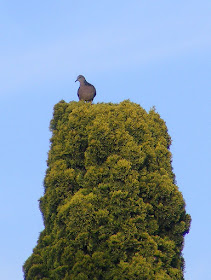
[23,100,191,279]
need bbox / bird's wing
[93,87,96,97]
[77,88,80,98]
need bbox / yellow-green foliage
[23,100,191,280]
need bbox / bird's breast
[77,85,96,101]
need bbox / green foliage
[23,100,191,279]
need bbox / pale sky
[0,1,210,279]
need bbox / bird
[75,75,96,103]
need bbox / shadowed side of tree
[23,100,191,280]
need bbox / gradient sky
[0,1,210,279]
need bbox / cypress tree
[23,100,191,280]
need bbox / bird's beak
[75,79,78,82]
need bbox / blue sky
[0,1,210,279]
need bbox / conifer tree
[23,100,191,280]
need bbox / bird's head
[75,75,85,83]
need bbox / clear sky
[0,1,210,279]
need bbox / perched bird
[75,75,96,103]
